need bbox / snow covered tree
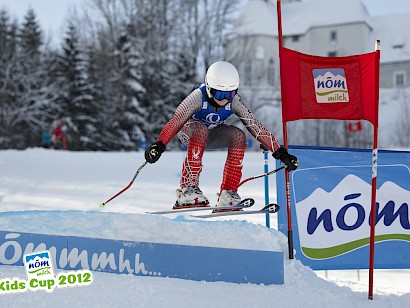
[134,0,192,146]
[110,26,147,149]
[19,8,42,56]
[0,10,17,58]
[0,9,18,148]
[15,8,59,148]
[0,9,55,149]
[54,24,99,150]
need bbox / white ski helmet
[205,61,240,99]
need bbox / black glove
[145,141,166,163]
[273,147,299,171]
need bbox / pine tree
[0,8,59,149]
[15,8,58,148]
[19,8,42,56]
[84,33,125,150]
[55,24,99,150]
[112,26,147,150]
[0,10,25,148]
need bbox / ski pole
[261,144,271,228]
[238,165,285,188]
[100,161,148,208]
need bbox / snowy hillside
[0,149,409,307]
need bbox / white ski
[191,203,280,219]
[146,198,255,215]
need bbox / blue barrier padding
[277,146,410,270]
[0,230,284,285]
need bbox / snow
[0,149,409,307]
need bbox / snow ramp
[0,210,285,284]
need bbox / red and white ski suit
[157,87,280,192]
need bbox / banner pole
[277,0,294,259]
[368,128,378,300]
[277,0,283,48]
[283,123,294,259]
[368,40,381,300]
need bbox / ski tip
[240,198,255,208]
[265,203,280,213]
[99,203,105,208]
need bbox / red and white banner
[279,47,379,126]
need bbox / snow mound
[0,210,286,252]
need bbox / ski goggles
[210,88,237,101]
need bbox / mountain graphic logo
[24,250,54,278]
[295,174,410,260]
[312,68,349,103]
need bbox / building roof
[368,13,410,63]
[232,0,410,63]
[233,0,372,37]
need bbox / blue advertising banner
[0,230,284,285]
[277,146,410,270]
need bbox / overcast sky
[0,0,85,45]
[0,0,409,45]
[0,0,84,29]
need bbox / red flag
[280,47,379,126]
[348,121,362,132]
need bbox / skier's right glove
[145,141,166,164]
[273,147,299,171]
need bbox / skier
[52,120,68,150]
[145,61,298,209]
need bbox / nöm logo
[312,68,349,103]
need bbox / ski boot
[173,186,209,209]
[213,190,242,213]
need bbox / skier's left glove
[273,147,299,171]
[145,141,166,164]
